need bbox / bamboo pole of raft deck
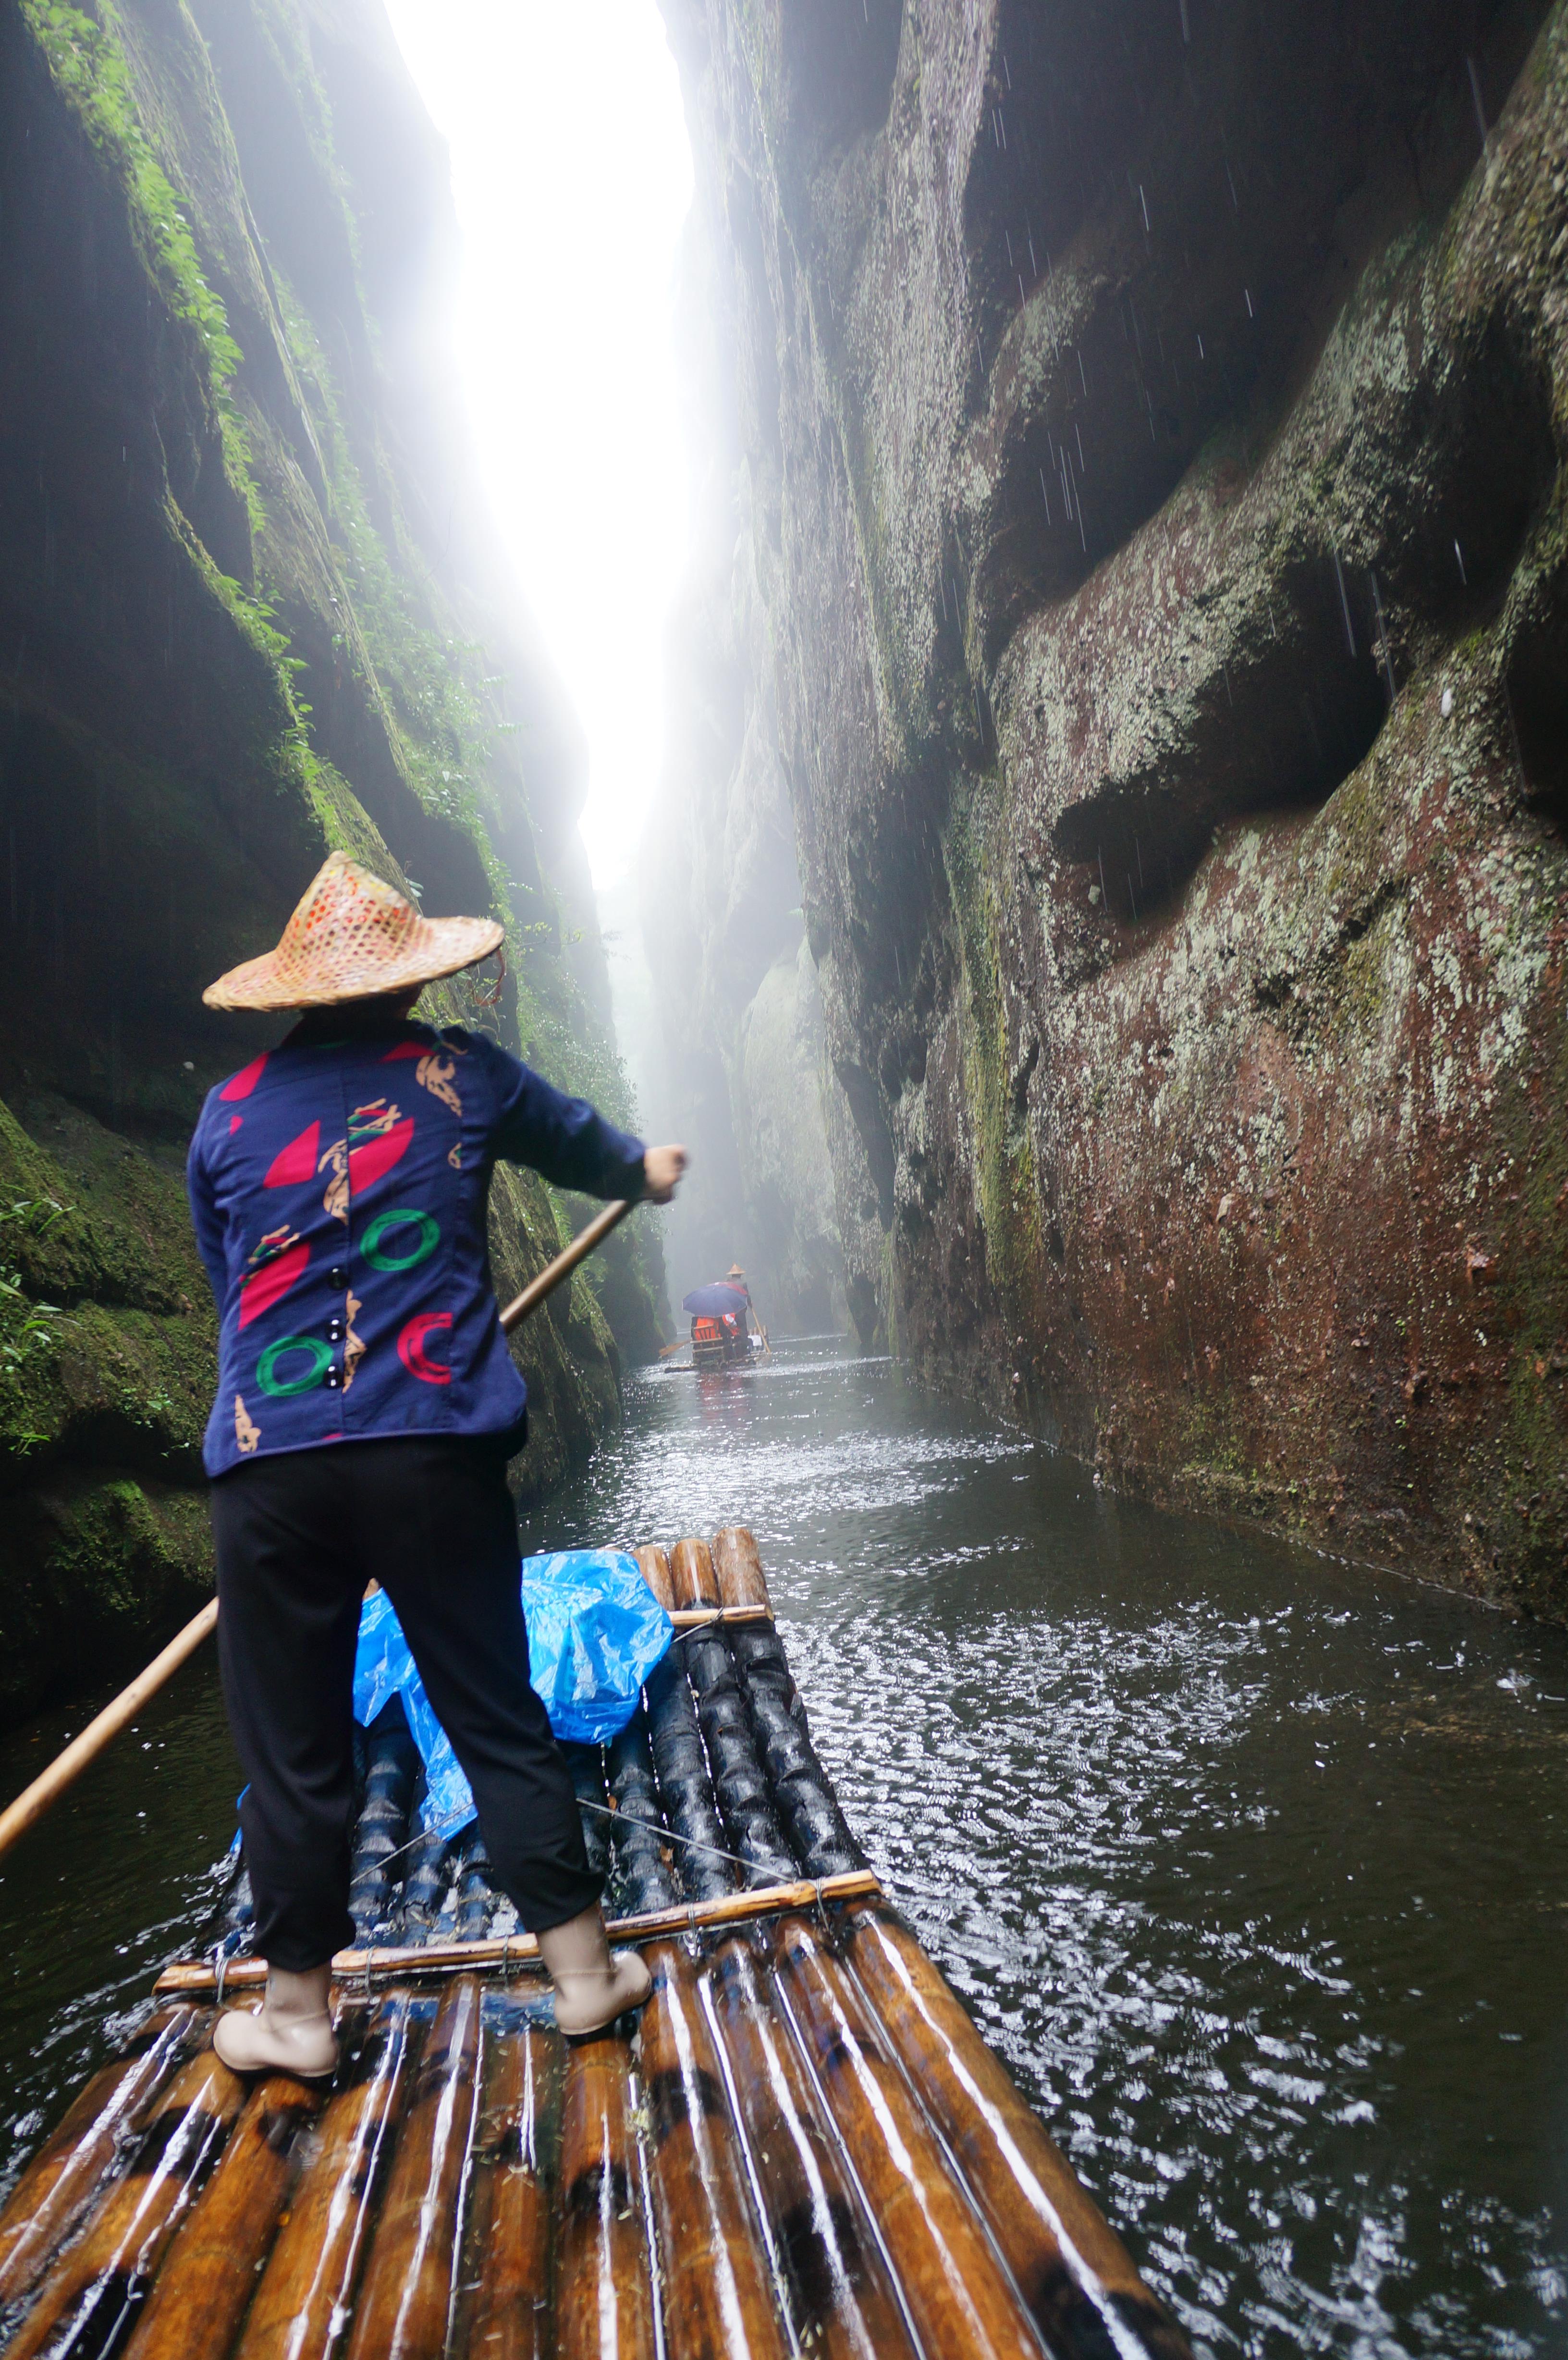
[344,1977,482,2360]
[669,1534,721,1609]
[451,2014,559,2360]
[771,1913,1044,2360]
[0,1200,634,1864]
[119,2070,326,2360]
[711,1524,773,1612]
[153,1870,883,1995]
[637,1940,792,2360]
[0,2004,196,2309]
[555,2031,658,2360]
[0,2045,247,2360]
[232,1995,413,2360]
[843,1906,1194,2360]
[0,1598,219,1864]
[705,1935,916,2359]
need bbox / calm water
[1,1340,1565,2357]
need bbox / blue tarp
[353,1550,673,1836]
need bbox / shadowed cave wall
[0,0,666,1716]
[657,0,1568,1614]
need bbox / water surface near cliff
[0,1340,1564,2357]
[530,1341,1568,2360]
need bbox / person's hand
[642,1144,687,1204]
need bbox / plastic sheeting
[353,1551,673,1836]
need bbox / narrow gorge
[0,0,666,1715]
[649,0,1568,1616]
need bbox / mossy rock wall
[0,0,666,1716]
[662,0,1568,1615]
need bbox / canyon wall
[0,0,664,1714]
[659,0,1568,1615]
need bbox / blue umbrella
[682,1283,748,1317]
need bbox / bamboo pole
[0,1198,635,1865]
[119,2068,326,2360]
[636,1939,791,2360]
[0,2004,197,2309]
[705,1936,914,2360]
[232,1995,412,2360]
[555,2030,658,2360]
[153,1871,883,1996]
[345,1977,482,2360]
[0,1601,219,1864]
[452,2012,559,2360]
[496,1197,632,1332]
[843,1907,1194,2360]
[669,1602,771,1630]
[1,2044,246,2360]
[669,1536,721,1610]
[772,1913,1041,2360]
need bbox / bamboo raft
[0,1530,1192,2360]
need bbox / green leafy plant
[0,1198,74,1380]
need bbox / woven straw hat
[202,851,504,1011]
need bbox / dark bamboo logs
[684,1634,796,1889]
[705,1937,915,2360]
[773,1914,1041,2360]
[344,1979,482,2360]
[634,1546,675,1610]
[644,1643,732,1905]
[119,2070,325,2360]
[845,1908,1193,2360]
[710,1528,772,1613]
[606,1713,681,1917]
[637,1938,791,2360]
[452,2007,560,2360]
[0,2043,245,2360]
[0,2004,196,2310]
[233,1995,412,2360]
[555,2031,657,2360]
[151,1872,884,1995]
[668,1538,721,1610]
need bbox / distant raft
[0,1528,1192,2360]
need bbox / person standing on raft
[186,851,686,2077]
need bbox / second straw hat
[202,850,503,1012]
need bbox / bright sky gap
[382,0,695,890]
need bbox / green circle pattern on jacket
[362,1208,440,1271]
[256,1335,334,1398]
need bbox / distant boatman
[187,851,686,2077]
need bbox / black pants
[210,1437,600,1971]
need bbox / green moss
[19,0,263,527]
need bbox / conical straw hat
[202,850,504,1011]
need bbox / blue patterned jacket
[186,1015,646,1477]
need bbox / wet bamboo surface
[0,1526,1191,2360]
[0,2004,196,2311]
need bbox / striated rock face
[660,0,1568,1613]
[0,0,662,1712]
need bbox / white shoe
[537,1906,652,2036]
[213,1966,338,2078]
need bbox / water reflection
[0,1339,1562,2356]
